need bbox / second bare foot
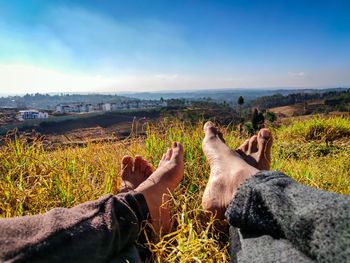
[236,128,273,170]
[135,142,184,233]
[202,122,264,219]
[120,155,154,193]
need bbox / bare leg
[201,121,273,219]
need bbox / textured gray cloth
[225,171,350,263]
[0,192,150,263]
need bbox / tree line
[0,94,136,110]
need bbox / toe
[248,136,258,153]
[171,142,184,160]
[257,129,273,169]
[121,155,133,180]
[165,148,173,160]
[238,139,249,152]
[134,155,142,176]
[145,165,153,178]
[203,121,218,139]
[158,154,166,167]
[141,159,148,172]
[258,129,273,153]
[141,159,152,180]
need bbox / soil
[0,110,161,146]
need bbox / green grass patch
[0,116,349,262]
[277,116,350,142]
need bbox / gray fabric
[229,226,313,263]
[0,192,150,263]
[226,171,350,263]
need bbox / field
[1,116,350,262]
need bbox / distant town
[16,100,168,120]
[0,88,348,125]
[55,101,167,113]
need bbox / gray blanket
[226,171,350,263]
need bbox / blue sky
[0,0,349,94]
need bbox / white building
[102,103,111,111]
[19,110,48,120]
[55,100,167,113]
[56,105,62,112]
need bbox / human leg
[201,121,350,262]
[0,143,184,263]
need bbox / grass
[0,116,350,262]
[277,115,350,142]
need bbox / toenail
[260,130,271,139]
[206,121,214,127]
[122,156,130,164]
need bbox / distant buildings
[19,110,48,120]
[55,101,167,113]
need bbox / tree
[251,108,265,131]
[243,122,254,136]
[265,111,276,122]
[237,96,244,119]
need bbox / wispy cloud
[0,6,189,73]
[1,2,350,94]
[2,63,349,95]
[288,71,307,77]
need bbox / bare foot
[201,122,273,219]
[135,142,184,233]
[236,128,273,170]
[120,155,154,193]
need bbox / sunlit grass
[0,116,349,262]
[277,115,350,142]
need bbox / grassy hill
[0,116,349,262]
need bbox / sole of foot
[201,121,273,219]
[135,142,184,233]
[120,155,154,193]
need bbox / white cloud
[0,64,349,95]
[0,64,115,94]
[0,6,189,72]
[288,72,307,77]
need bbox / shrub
[278,116,350,142]
[265,111,276,122]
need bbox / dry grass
[0,116,349,262]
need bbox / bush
[278,116,350,142]
[336,103,348,112]
[265,111,276,122]
[251,109,264,131]
[243,122,254,135]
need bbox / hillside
[0,116,349,262]
[0,94,135,110]
[247,89,350,113]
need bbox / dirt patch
[44,118,151,145]
[0,110,161,146]
[269,104,306,117]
